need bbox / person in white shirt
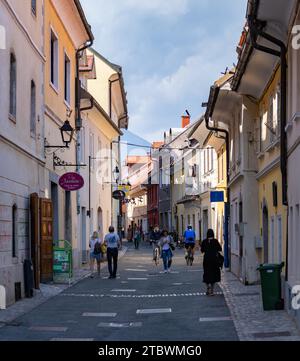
[104,226,122,279]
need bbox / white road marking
[128,278,148,281]
[199,317,232,322]
[98,322,142,328]
[51,338,94,341]
[188,269,202,272]
[172,283,183,286]
[82,313,117,317]
[111,289,136,292]
[125,269,148,272]
[137,308,172,315]
[29,326,68,332]
[60,292,223,299]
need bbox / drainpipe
[205,86,231,268]
[247,15,289,280]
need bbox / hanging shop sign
[59,172,84,191]
[112,190,126,200]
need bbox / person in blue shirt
[183,225,196,261]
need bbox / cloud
[81,0,248,142]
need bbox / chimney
[182,115,190,128]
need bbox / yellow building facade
[256,68,287,266]
[43,0,92,269]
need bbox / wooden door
[40,198,53,283]
[30,193,40,289]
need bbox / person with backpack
[89,231,103,278]
[201,229,223,296]
[104,226,122,279]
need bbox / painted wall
[0,0,45,305]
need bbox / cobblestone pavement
[0,246,127,328]
[221,270,300,341]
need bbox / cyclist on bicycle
[151,226,161,261]
[183,225,196,262]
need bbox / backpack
[94,241,102,255]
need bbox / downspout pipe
[205,86,231,268]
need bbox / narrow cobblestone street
[1,242,299,341]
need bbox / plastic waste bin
[257,262,284,311]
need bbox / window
[9,53,17,119]
[80,127,85,163]
[269,94,275,143]
[30,80,36,135]
[50,30,58,88]
[12,204,17,258]
[31,0,37,16]
[64,53,70,104]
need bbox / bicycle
[185,245,194,266]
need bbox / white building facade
[0,0,45,305]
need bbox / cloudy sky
[81,0,248,142]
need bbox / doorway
[65,191,72,243]
[203,209,208,239]
[263,205,269,263]
[51,182,59,242]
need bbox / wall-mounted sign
[112,190,126,200]
[210,191,224,203]
[59,172,84,191]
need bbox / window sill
[257,152,264,160]
[9,113,16,124]
[50,82,59,95]
[265,138,280,153]
[64,99,71,109]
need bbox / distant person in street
[134,228,142,250]
[159,230,175,273]
[201,229,222,296]
[150,226,161,249]
[104,226,122,279]
[89,231,103,278]
[127,225,133,242]
[183,225,196,261]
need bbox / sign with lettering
[210,191,224,203]
[59,172,84,191]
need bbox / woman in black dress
[201,229,222,296]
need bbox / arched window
[12,204,17,258]
[30,80,36,135]
[9,53,17,119]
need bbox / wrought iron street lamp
[45,120,75,149]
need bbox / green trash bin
[257,262,284,311]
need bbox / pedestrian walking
[104,226,122,279]
[201,229,223,296]
[159,230,175,273]
[134,228,141,249]
[89,231,103,278]
[127,225,133,242]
